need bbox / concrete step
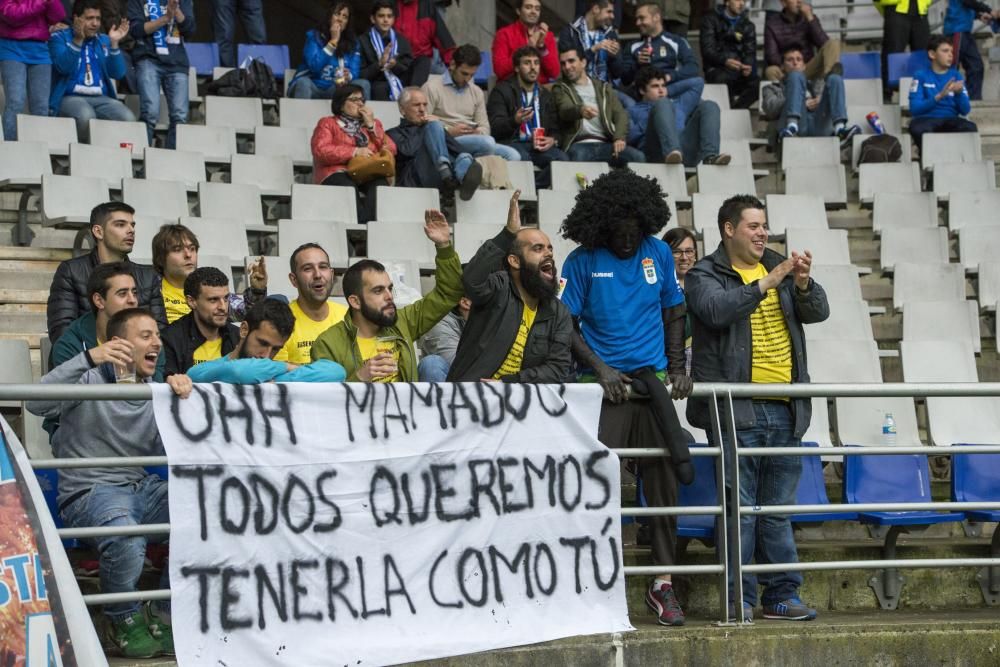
[0,270,57,292]
[0,245,72,261]
[0,312,46,335]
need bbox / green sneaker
[143,602,175,656]
[110,611,158,658]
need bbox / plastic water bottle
[882,412,897,446]
[866,112,885,135]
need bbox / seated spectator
[761,46,861,146]
[0,0,65,140]
[388,86,483,198]
[393,0,455,86]
[126,0,193,149]
[493,0,558,83]
[623,2,704,126]
[552,45,644,165]
[273,243,348,365]
[422,44,521,162]
[359,0,414,101]
[662,227,696,373]
[763,0,840,82]
[47,202,164,345]
[944,0,996,101]
[162,267,239,375]
[49,0,135,142]
[574,0,623,28]
[287,1,370,100]
[27,308,192,658]
[908,34,978,151]
[558,1,623,85]
[701,0,759,109]
[210,0,265,69]
[417,293,469,381]
[487,45,568,189]
[448,191,573,382]
[628,65,730,167]
[312,210,462,381]
[878,0,930,98]
[311,83,397,224]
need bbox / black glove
[595,362,630,404]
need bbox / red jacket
[395,0,455,64]
[492,21,559,84]
[311,116,397,185]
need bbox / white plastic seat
[143,147,206,191]
[801,397,835,452]
[898,76,913,109]
[69,143,132,189]
[375,186,439,222]
[701,83,731,111]
[456,189,516,226]
[948,190,1000,233]
[785,164,847,207]
[121,177,188,221]
[538,189,578,232]
[850,132,912,170]
[872,191,937,234]
[785,227,852,265]
[0,141,51,187]
[0,340,32,408]
[700,221,722,256]
[765,194,828,236]
[123,93,168,131]
[277,219,351,266]
[253,125,311,166]
[250,255,297,301]
[932,160,996,201]
[858,162,920,205]
[550,161,610,191]
[177,216,249,267]
[367,221,436,267]
[804,299,875,342]
[921,132,982,172]
[903,299,981,353]
[892,262,967,311]
[629,162,690,205]
[505,161,537,201]
[847,104,902,135]
[453,224,496,261]
[843,78,882,106]
[199,181,265,228]
[718,109,759,142]
[809,264,863,301]
[230,154,294,196]
[176,124,237,163]
[16,114,77,155]
[88,119,148,159]
[691,193,727,236]
[780,136,840,169]
[278,97,329,130]
[879,227,949,272]
[40,175,110,228]
[290,183,358,224]
[718,139,755,168]
[205,95,264,133]
[959,226,1000,271]
[697,163,755,195]
[367,100,400,130]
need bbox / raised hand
[790,249,813,289]
[108,18,129,45]
[423,209,451,247]
[248,256,267,290]
[505,189,522,234]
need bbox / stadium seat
[367,100,400,131]
[40,175,110,229]
[0,339,33,408]
[843,78,882,105]
[251,255,296,300]
[474,51,492,86]
[177,216,249,267]
[697,164,755,195]
[628,162,690,206]
[700,221,721,255]
[205,95,264,133]
[847,104,901,135]
[123,94,168,131]
[0,141,50,186]
[375,185,440,222]
[16,114,77,155]
[850,132,912,170]
[804,299,875,342]
[959,226,1000,271]
[551,161,611,191]
[902,299,981,354]
[880,227,949,272]
[185,42,220,76]
[505,161,537,201]
[791,443,859,522]
[290,183,358,225]
[122,177,188,221]
[456,189,516,226]
[674,398,707,443]
[892,262,967,311]
[840,51,881,79]
[718,109,760,143]
[230,154,294,197]
[199,181,265,228]
[143,147,206,191]
[785,164,847,207]
[277,219,351,266]
[538,189,578,232]
[691,192,727,236]
[69,143,132,189]
[367,221,437,267]
[781,136,840,169]
[196,254,233,288]
[453,224,496,261]
[254,125,311,167]
[810,264,864,301]
[921,132,982,172]
[237,43,290,78]
[88,119,148,158]
[701,83,731,111]
[887,50,930,89]
[176,124,237,164]
[785,228,852,265]
[932,161,997,201]
[951,447,1000,606]
[279,97,329,130]
[948,190,1000,233]
[872,191,937,235]
[766,194,828,236]
[858,162,920,205]
[801,396,837,456]
[674,448,717,542]
[188,66,202,105]
[978,262,1000,311]
[898,76,913,109]
[718,139,757,169]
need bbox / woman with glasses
[311,83,397,224]
[663,227,697,373]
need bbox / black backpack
[206,57,279,101]
[858,134,903,164]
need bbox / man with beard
[311,209,462,381]
[448,191,573,382]
[274,243,348,365]
[162,267,239,375]
[559,169,694,627]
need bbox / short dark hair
[928,34,950,52]
[342,259,386,303]
[634,65,667,94]
[584,0,612,10]
[90,201,135,240]
[717,194,766,236]
[512,45,542,70]
[244,299,295,339]
[106,307,153,341]
[663,227,697,252]
[183,266,229,300]
[72,0,100,17]
[637,1,661,16]
[290,243,329,274]
[151,223,199,276]
[86,261,134,315]
[371,0,395,16]
[558,44,586,59]
[780,45,803,60]
[452,44,482,68]
[331,83,365,116]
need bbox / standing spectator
[944,0,997,101]
[49,0,135,141]
[273,243,348,365]
[876,0,930,97]
[685,194,828,622]
[287,1,369,101]
[764,0,841,82]
[908,34,977,150]
[210,0,264,69]
[701,0,759,109]
[487,45,568,189]
[492,0,559,83]
[311,83,397,224]
[557,0,623,84]
[0,0,65,140]
[127,0,193,149]
[161,267,239,375]
[394,0,455,85]
[359,0,414,101]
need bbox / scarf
[572,16,610,82]
[338,115,370,147]
[146,0,170,55]
[368,27,404,101]
[518,84,541,141]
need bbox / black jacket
[447,229,574,383]
[358,30,414,83]
[700,7,757,73]
[387,119,466,187]
[162,312,240,376]
[46,248,166,345]
[683,244,829,438]
[486,78,562,144]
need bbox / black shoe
[437,163,459,191]
[459,161,483,201]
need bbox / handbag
[346,147,395,184]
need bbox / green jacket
[310,245,463,381]
[550,74,630,151]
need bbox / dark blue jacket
[127,0,195,72]
[622,30,700,85]
[48,29,124,114]
[944,0,992,34]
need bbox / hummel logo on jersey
[592,272,614,278]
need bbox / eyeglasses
[346,96,365,103]
[672,248,696,257]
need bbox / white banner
[152,382,632,666]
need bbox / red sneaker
[646,582,686,626]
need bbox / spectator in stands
[908,34,978,150]
[394,0,455,85]
[287,2,369,100]
[622,2,704,127]
[0,0,65,140]
[417,293,469,381]
[312,210,462,381]
[685,194,828,622]
[311,83,397,224]
[700,0,759,109]
[47,202,164,345]
[559,170,694,627]
[387,86,483,199]
[360,0,414,101]
[662,227,696,372]
[162,267,239,375]
[557,0,623,85]
[552,44,643,165]
[628,65,730,167]
[575,0,623,29]
[49,0,135,142]
[944,0,997,101]
[273,243,348,365]
[210,0,265,69]
[763,0,841,82]
[876,0,930,97]
[422,44,521,161]
[761,46,862,147]
[448,190,573,382]
[492,0,558,83]
[27,307,192,658]
[487,45,568,189]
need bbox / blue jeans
[135,59,189,149]
[665,76,705,130]
[709,401,803,607]
[950,32,984,101]
[454,133,522,161]
[507,140,569,189]
[567,140,645,167]
[418,120,474,182]
[289,77,371,101]
[61,475,170,620]
[781,71,847,137]
[58,95,136,142]
[212,0,266,68]
[643,97,722,167]
[417,354,450,382]
[1,60,51,140]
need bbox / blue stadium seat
[887,51,930,89]
[185,42,219,77]
[840,51,881,79]
[952,448,1000,605]
[34,468,78,549]
[238,44,291,79]
[475,51,492,87]
[677,450,717,541]
[790,442,859,523]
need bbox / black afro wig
[559,169,672,249]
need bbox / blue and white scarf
[518,84,541,141]
[146,0,170,55]
[571,16,610,82]
[368,27,404,101]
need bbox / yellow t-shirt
[493,303,537,380]
[162,278,189,324]
[734,264,792,384]
[192,337,223,365]
[274,300,349,365]
[356,336,400,383]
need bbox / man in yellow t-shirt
[274,244,348,365]
[161,267,241,375]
